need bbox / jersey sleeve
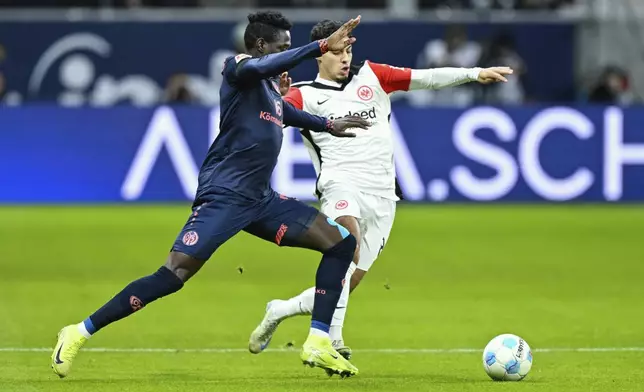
[367,61,412,94]
[282,100,329,132]
[225,42,323,85]
[408,68,481,90]
[283,87,304,110]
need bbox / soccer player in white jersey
[249,20,512,359]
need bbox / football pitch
[1,204,643,391]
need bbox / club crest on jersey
[357,85,374,101]
[335,200,349,210]
[182,231,199,246]
[270,80,281,94]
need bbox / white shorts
[320,185,396,272]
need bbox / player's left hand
[329,117,371,138]
[477,67,514,84]
[279,72,292,96]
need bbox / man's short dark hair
[244,11,293,50]
[310,19,345,42]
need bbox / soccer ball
[482,334,533,381]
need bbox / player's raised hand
[328,116,370,138]
[326,16,361,52]
[279,72,292,96]
[477,67,514,84]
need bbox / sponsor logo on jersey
[335,200,349,209]
[259,111,283,127]
[328,107,376,121]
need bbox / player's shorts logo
[335,200,349,210]
[275,224,289,245]
[358,85,374,101]
[130,296,144,312]
[182,231,199,246]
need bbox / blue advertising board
[0,21,574,105]
[1,105,643,203]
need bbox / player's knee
[165,252,206,283]
[325,233,357,261]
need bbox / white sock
[77,322,92,339]
[309,327,330,338]
[271,287,315,319]
[330,262,356,344]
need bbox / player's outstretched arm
[367,61,514,93]
[282,100,369,138]
[235,42,326,82]
[410,66,513,89]
[235,16,361,82]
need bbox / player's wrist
[469,67,483,81]
[325,118,334,132]
[318,39,329,55]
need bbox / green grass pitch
[1,204,644,391]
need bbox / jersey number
[275,100,282,116]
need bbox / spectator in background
[588,66,634,105]
[477,32,526,104]
[0,44,5,102]
[409,25,481,107]
[164,73,193,104]
[115,0,198,6]
[419,0,574,9]
[0,43,22,106]
[180,20,247,105]
[518,0,574,9]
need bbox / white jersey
[285,60,480,201]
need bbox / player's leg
[349,195,397,291]
[328,215,360,351]
[267,215,361,320]
[261,193,362,357]
[249,193,361,349]
[245,194,359,376]
[331,195,397,357]
[51,200,249,378]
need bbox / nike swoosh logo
[330,353,339,359]
[54,344,64,364]
[317,98,330,105]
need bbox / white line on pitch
[2,347,644,353]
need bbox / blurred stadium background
[1,1,644,391]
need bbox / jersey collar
[314,75,344,88]
[311,72,355,91]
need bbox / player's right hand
[326,16,361,52]
[329,116,370,138]
[477,67,514,84]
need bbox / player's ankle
[330,325,344,344]
[309,320,330,338]
[77,319,94,339]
